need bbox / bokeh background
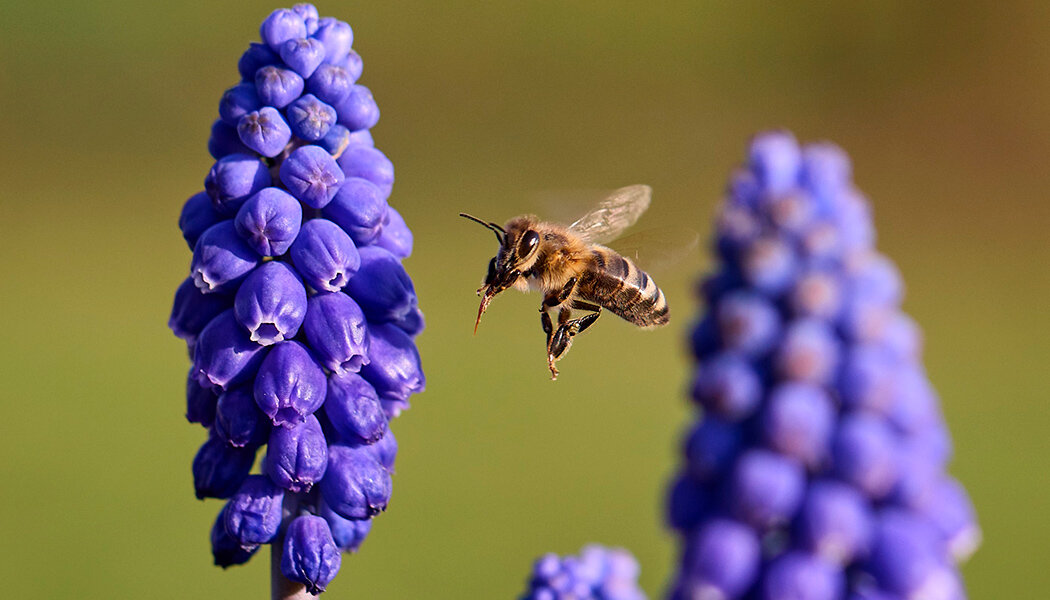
[2,1,1046,598]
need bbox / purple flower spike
[215,385,271,448]
[169,276,232,341]
[320,444,392,519]
[761,552,844,600]
[179,191,223,250]
[192,435,256,500]
[280,145,345,208]
[335,85,379,131]
[302,292,369,373]
[253,340,327,427]
[286,94,337,142]
[375,206,413,258]
[360,323,425,406]
[185,369,218,428]
[194,309,267,390]
[264,414,328,493]
[313,18,353,63]
[218,83,262,127]
[209,119,253,159]
[211,506,259,568]
[337,145,394,200]
[234,261,308,346]
[521,546,646,600]
[205,153,271,216]
[290,218,361,293]
[224,475,285,547]
[280,37,326,78]
[238,42,279,81]
[281,515,341,595]
[319,499,371,552]
[321,177,387,246]
[325,371,387,444]
[306,64,352,106]
[345,246,415,323]
[238,107,292,158]
[234,187,303,257]
[667,133,977,600]
[191,221,260,294]
[254,65,305,109]
[260,8,307,51]
[172,10,424,589]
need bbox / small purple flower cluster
[521,545,647,600]
[667,132,979,600]
[169,5,423,595]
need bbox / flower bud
[341,50,364,81]
[259,8,307,50]
[716,291,780,357]
[289,218,360,292]
[302,292,369,373]
[179,191,223,250]
[306,64,352,105]
[234,261,308,345]
[345,246,415,323]
[223,475,284,547]
[321,177,387,245]
[185,369,218,428]
[191,221,261,294]
[238,42,279,81]
[689,352,760,421]
[192,436,256,499]
[749,130,801,196]
[678,519,760,599]
[832,413,899,500]
[264,414,328,493]
[761,382,835,467]
[211,506,259,568]
[795,480,873,565]
[215,385,271,448]
[286,93,336,141]
[234,187,303,257]
[729,449,805,529]
[218,83,262,127]
[325,371,387,443]
[205,153,271,216]
[375,206,413,258]
[319,499,371,552]
[253,340,327,427]
[208,119,253,160]
[194,309,268,390]
[281,515,341,595]
[320,443,392,519]
[169,276,232,340]
[335,85,379,131]
[238,107,292,158]
[337,145,394,200]
[360,323,424,406]
[280,144,345,208]
[760,552,843,600]
[313,18,353,63]
[368,428,398,471]
[317,124,351,156]
[280,37,325,78]
[255,65,304,109]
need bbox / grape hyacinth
[521,545,647,600]
[169,5,424,595]
[667,132,979,600]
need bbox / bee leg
[545,307,573,379]
[540,308,554,348]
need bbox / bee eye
[520,231,539,257]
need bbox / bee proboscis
[460,184,670,379]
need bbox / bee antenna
[459,213,505,244]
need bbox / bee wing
[567,184,652,245]
[608,226,700,275]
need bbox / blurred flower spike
[666,131,979,599]
[520,545,647,600]
[169,4,424,594]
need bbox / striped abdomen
[576,247,669,328]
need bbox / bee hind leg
[547,304,602,379]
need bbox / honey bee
[460,184,670,379]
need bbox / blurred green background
[1,1,1046,598]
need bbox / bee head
[459,213,543,333]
